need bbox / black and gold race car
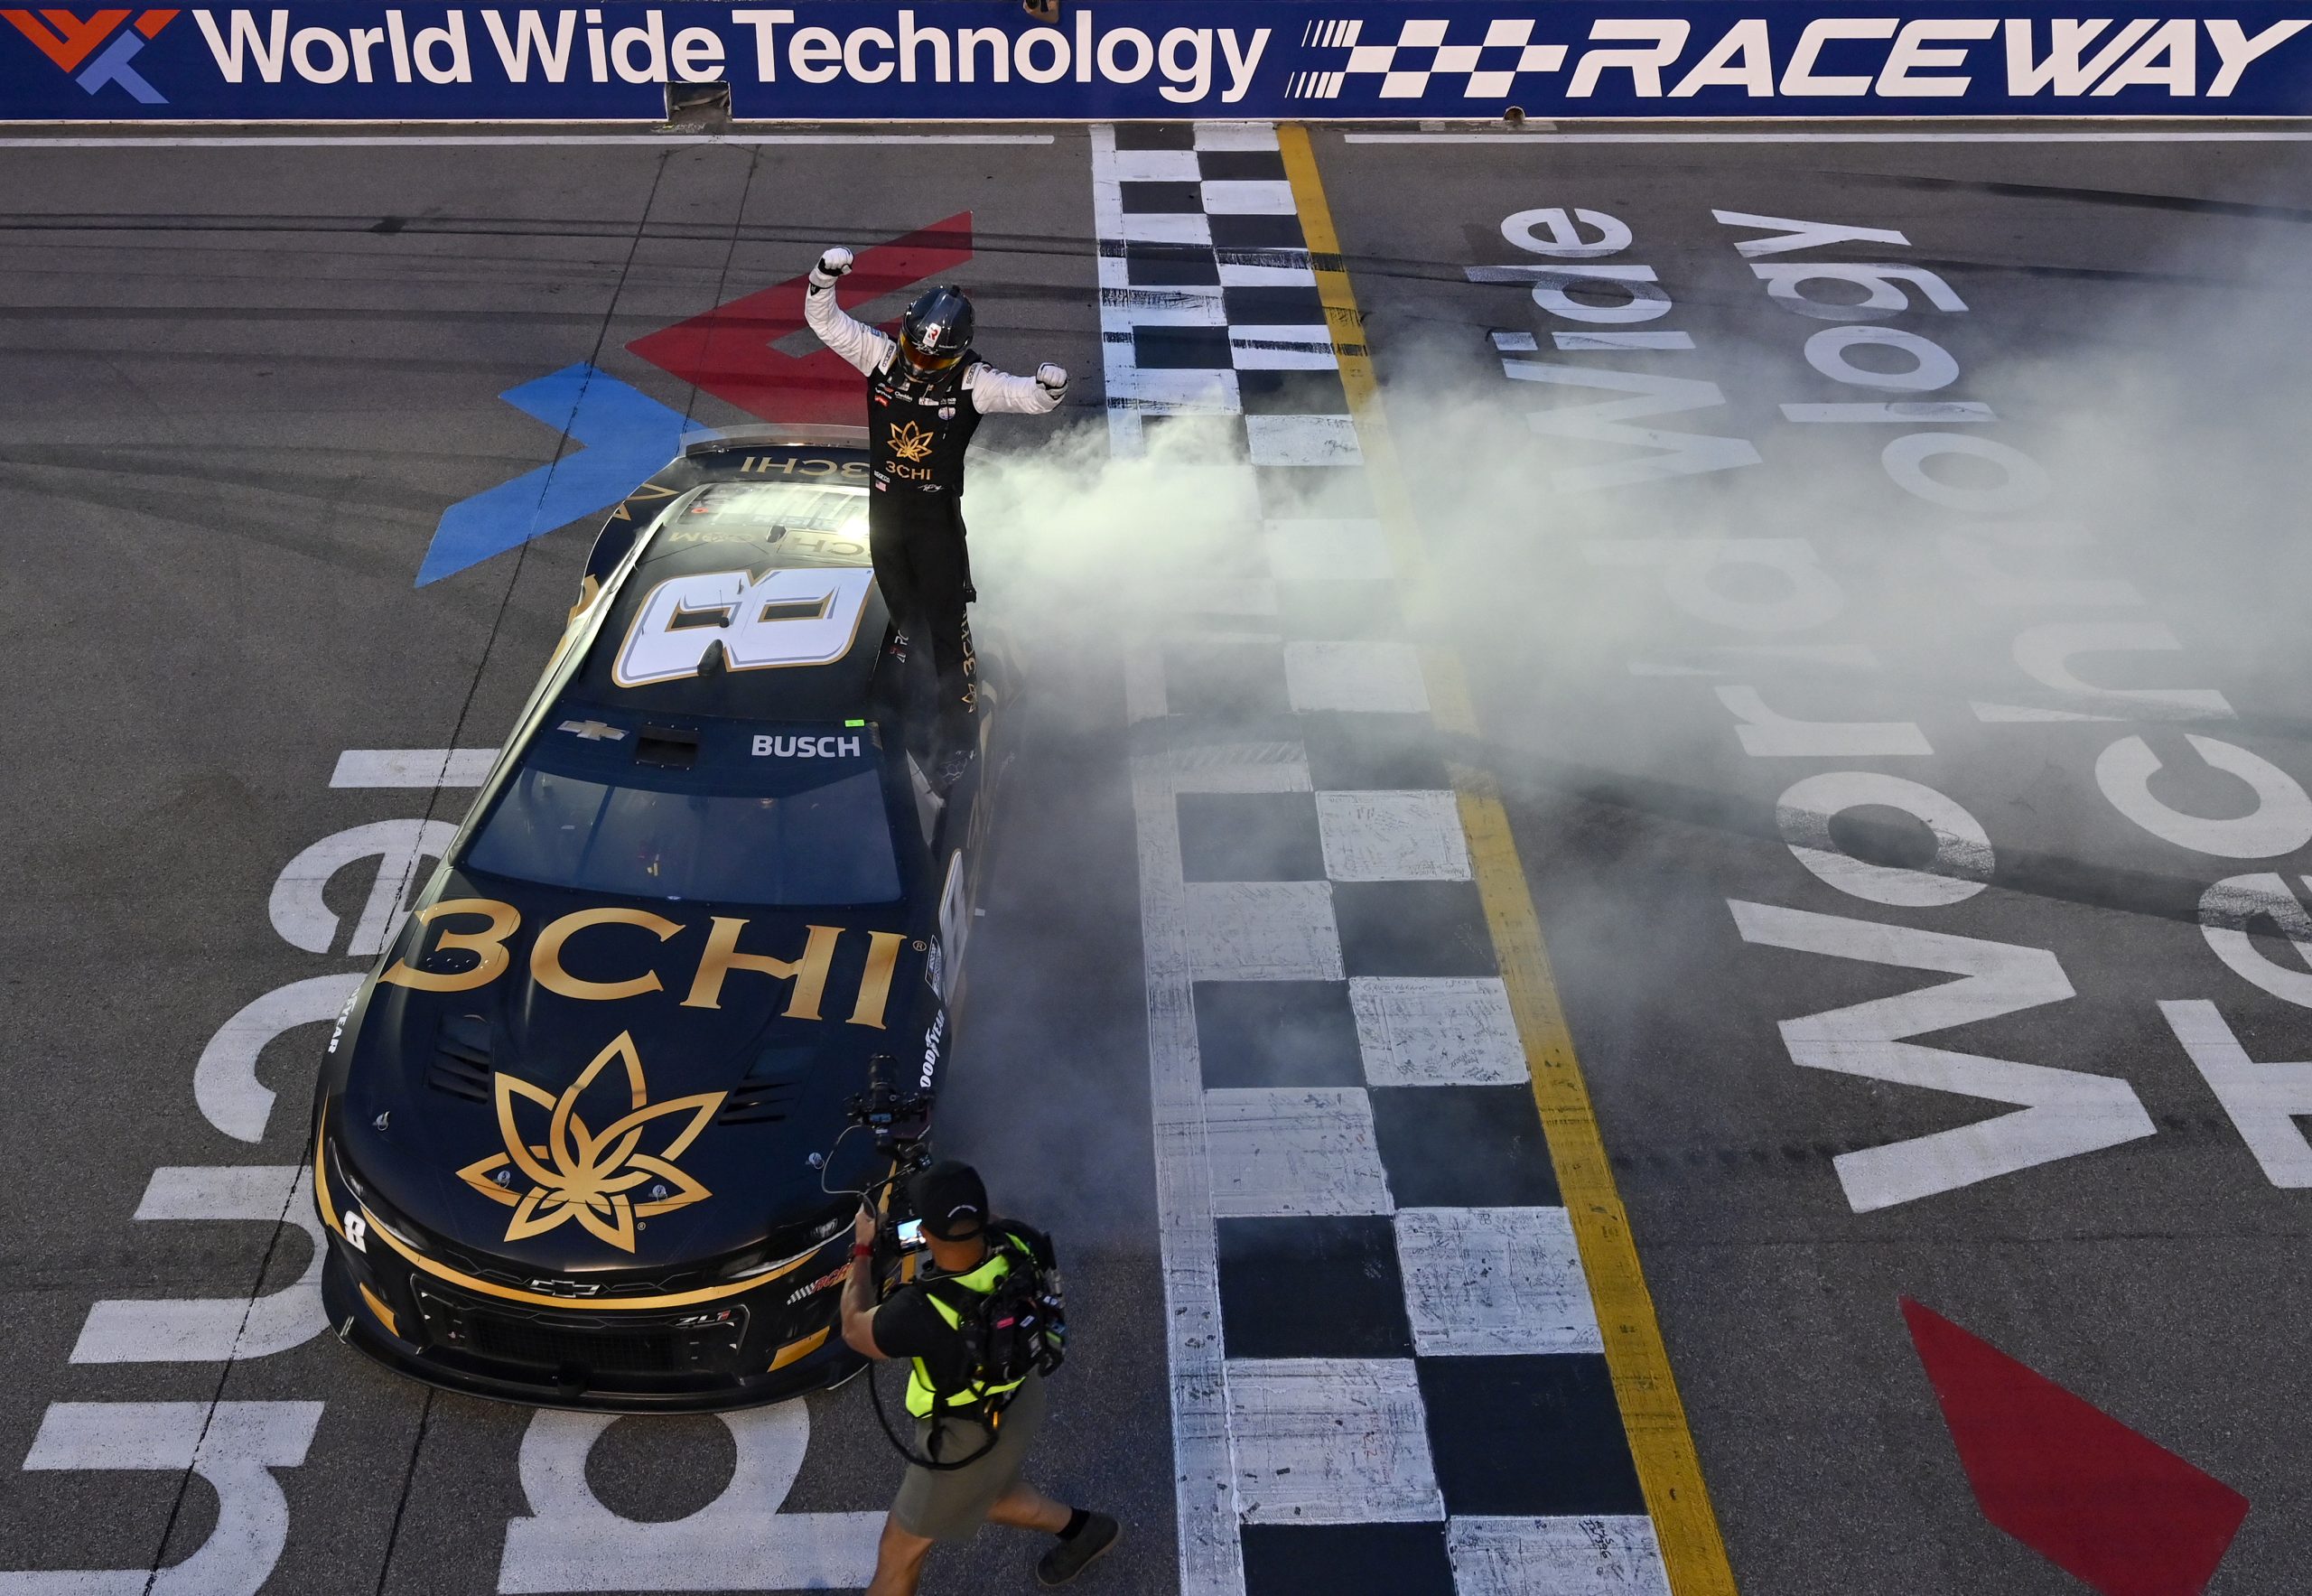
[311,426,1002,1409]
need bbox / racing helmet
[899,285,974,375]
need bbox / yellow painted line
[1278,122,1739,1596]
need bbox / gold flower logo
[456,1031,726,1253]
[888,420,935,462]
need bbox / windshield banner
[4,5,2307,121]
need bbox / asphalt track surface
[5,120,2312,1596]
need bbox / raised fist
[1036,363,1068,391]
[812,247,853,284]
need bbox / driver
[805,247,1067,785]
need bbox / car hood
[330,869,930,1275]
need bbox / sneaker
[1036,1514,1120,1587]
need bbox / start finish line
[0,4,2307,121]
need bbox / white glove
[810,247,853,287]
[1036,363,1067,392]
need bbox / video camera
[840,1053,935,1261]
[844,1052,933,1157]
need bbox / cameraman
[841,1161,1121,1592]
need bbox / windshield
[465,715,901,906]
[657,481,869,565]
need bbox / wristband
[851,1244,874,1259]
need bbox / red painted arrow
[1903,1299,2249,1596]
[626,213,974,425]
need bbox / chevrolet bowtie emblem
[559,719,625,741]
[889,419,935,462]
[457,1032,726,1253]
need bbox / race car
[310,425,1003,1410]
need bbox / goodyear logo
[3,7,177,101]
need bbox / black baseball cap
[909,1161,988,1241]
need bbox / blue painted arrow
[418,363,697,586]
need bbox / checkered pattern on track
[1093,123,1673,1596]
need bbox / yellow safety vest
[903,1237,1032,1419]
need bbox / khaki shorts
[890,1371,1048,1541]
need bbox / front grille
[415,1290,746,1377]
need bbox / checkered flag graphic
[1284,16,1567,100]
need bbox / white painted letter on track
[1506,364,1761,490]
[0,1401,322,1596]
[268,818,458,957]
[1583,538,1841,633]
[2095,734,2312,859]
[2198,873,2312,1009]
[1712,210,1913,258]
[1526,266,1672,323]
[1777,771,1993,908]
[1804,325,1960,392]
[1500,207,1632,258]
[1883,433,2049,513]
[1752,263,1966,321]
[70,1166,325,1365]
[2160,1000,2312,1186]
[1716,686,1933,759]
[1729,901,2154,1210]
[499,1404,880,1591]
[1984,621,2235,723]
[196,972,365,1143]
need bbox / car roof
[570,472,892,723]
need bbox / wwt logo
[2,7,178,101]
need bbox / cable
[862,1353,1001,1472]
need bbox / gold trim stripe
[360,1204,821,1311]
[1277,122,1739,1596]
[769,1326,830,1371]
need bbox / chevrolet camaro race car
[310,426,1002,1409]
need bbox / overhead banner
[3,5,2307,121]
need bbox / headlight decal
[312,1105,347,1241]
[358,1282,401,1337]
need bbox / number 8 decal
[614,567,875,687]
